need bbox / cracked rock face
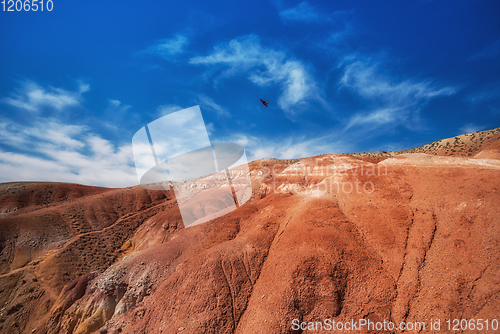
[0,129,499,334]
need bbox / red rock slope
[0,128,499,334]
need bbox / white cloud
[205,122,215,136]
[196,94,229,117]
[0,81,150,187]
[459,123,486,134]
[469,38,500,61]
[222,133,351,161]
[279,3,351,26]
[190,34,321,114]
[0,118,138,188]
[465,88,500,104]
[341,60,456,101]
[346,107,403,129]
[157,104,184,116]
[108,99,131,113]
[340,58,458,129]
[0,119,86,150]
[279,2,319,23]
[2,81,88,112]
[323,26,354,48]
[145,35,188,59]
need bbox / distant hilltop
[344,127,500,161]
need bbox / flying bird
[260,99,269,107]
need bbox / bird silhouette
[260,99,269,107]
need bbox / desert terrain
[0,127,499,333]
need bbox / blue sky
[0,0,499,187]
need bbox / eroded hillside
[0,128,499,334]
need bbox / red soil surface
[0,128,499,334]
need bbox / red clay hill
[0,128,499,334]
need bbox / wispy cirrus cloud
[2,81,89,112]
[340,60,457,101]
[144,34,189,59]
[0,119,85,150]
[157,104,184,116]
[339,57,458,130]
[279,2,320,23]
[0,118,137,187]
[465,87,500,104]
[107,99,131,113]
[196,94,229,117]
[278,2,352,26]
[189,34,321,115]
[322,24,355,48]
[155,103,215,135]
[345,107,404,129]
[469,38,500,61]
[223,132,351,161]
[459,123,486,134]
[100,98,137,134]
[0,80,138,187]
